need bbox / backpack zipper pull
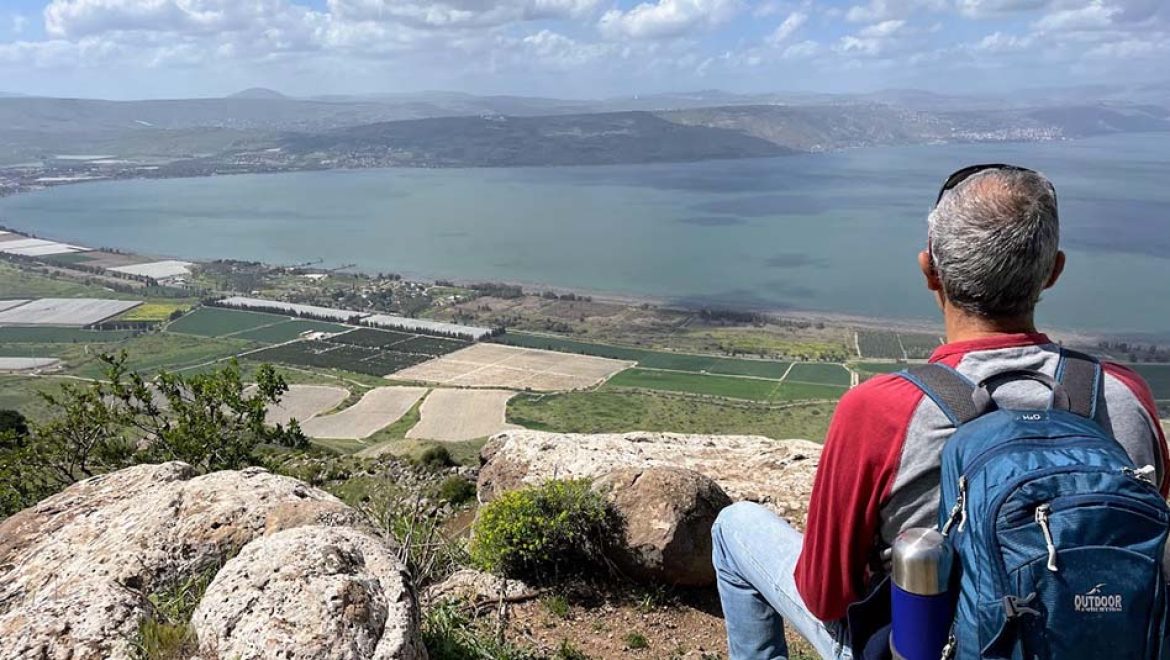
[942,475,967,536]
[957,475,968,532]
[1124,465,1157,484]
[1035,504,1058,572]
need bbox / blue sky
[0,0,1166,99]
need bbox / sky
[0,0,1166,99]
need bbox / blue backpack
[900,350,1170,660]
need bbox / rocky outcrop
[0,462,422,660]
[593,467,732,587]
[192,525,425,660]
[479,431,821,528]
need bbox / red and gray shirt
[793,333,1168,622]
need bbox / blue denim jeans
[712,501,853,660]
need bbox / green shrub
[555,639,590,660]
[542,594,570,619]
[438,476,477,505]
[422,600,538,660]
[623,632,649,650]
[418,444,454,468]
[469,479,618,579]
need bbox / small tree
[0,353,306,519]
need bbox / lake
[2,133,1168,337]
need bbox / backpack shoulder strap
[898,363,981,427]
[1055,348,1102,419]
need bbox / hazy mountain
[1,85,1168,168]
[227,87,289,100]
[279,111,794,167]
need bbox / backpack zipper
[942,475,968,536]
[1034,504,1058,572]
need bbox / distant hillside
[228,88,289,100]
[279,111,794,167]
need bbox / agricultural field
[68,334,253,379]
[857,330,905,359]
[245,341,432,377]
[0,357,61,372]
[0,262,140,299]
[329,328,416,348]
[0,327,138,342]
[406,388,519,442]
[900,332,945,359]
[856,330,944,359]
[1130,364,1170,401]
[115,301,191,322]
[507,390,838,441]
[261,384,349,427]
[391,343,632,391]
[166,306,290,337]
[786,363,852,387]
[496,331,790,378]
[301,386,427,439]
[232,319,352,344]
[604,368,846,402]
[0,298,142,326]
[855,362,910,381]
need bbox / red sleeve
[1103,362,1170,497]
[794,374,925,621]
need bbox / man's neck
[943,307,1039,344]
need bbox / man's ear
[918,250,942,292]
[1044,250,1066,290]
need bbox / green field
[508,390,838,441]
[605,368,845,402]
[787,363,852,386]
[1130,364,1170,401]
[68,334,253,379]
[0,327,139,343]
[232,319,353,344]
[0,262,137,299]
[167,306,289,337]
[497,331,790,378]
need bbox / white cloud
[11,14,28,35]
[597,0,741,40]
[781,38,819,59]
[1034,3,1120,32]
[844,0,945,23]
[956,0,1050,18]
[328,0,602,29]
[766,10,806,45]
[974,30,1035,52]
[858,19,904,38]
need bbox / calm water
[2,134,1169,336]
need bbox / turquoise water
[1,133,1168,336]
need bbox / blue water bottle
[890,527,956,660]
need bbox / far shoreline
[0,221,1149,350]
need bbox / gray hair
[927,168,1060,319]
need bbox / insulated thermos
[891,527,956,660]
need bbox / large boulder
[479,431,821,528]
[593,466,732,587]
[0,462,421,660]
[192,525,425,660]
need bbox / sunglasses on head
[934,163,1039,206]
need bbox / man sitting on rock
[711,164,1169,659]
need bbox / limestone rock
[593,466,732,587]
[192,525,425,660]
[0,462,348,659]
[265,498,374,535]
[479,431,821,528]
[423,568,539,607]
